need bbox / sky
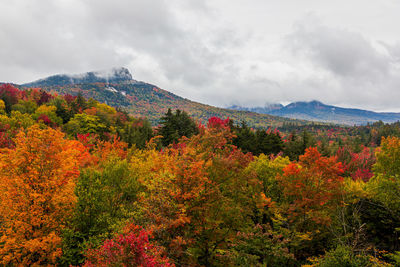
[1,0,400,111]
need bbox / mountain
[17,68,312,128]
[229,100,400,125]
[23,67,133,87]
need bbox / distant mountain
[16,68,313,128]
[229,100,400,125]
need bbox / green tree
[64,113,108,137]
[158,109,198,146]
[60,157,141,265]
[118,118,153,149]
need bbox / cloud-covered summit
[23,67,133,87]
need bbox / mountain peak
[91,67,132,81]
[22,67,133,87]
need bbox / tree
[0,84,21,113]
[64,113,108,138]
[278,148,345,261]
[60,157,141,265]
[231,121,257,153]
[0,125,85,265]
[254,129,284,156]
[136,117,257,266]
[284,130,315,160]
[305,245,388,267]
[11,99,38,114]
[33,105,63,127]
[84,224,174,267]
[118,118,153,149]
[158,109,199,146]
[279,147,344,228]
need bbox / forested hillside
[1,83,400,266]
[19,68,313,128]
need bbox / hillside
[19,68,311,128]
[230,100,400,125]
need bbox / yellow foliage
[96,102,116,114]
[344,177,371,200]
[0,99,5,113]
[35,104,57,114]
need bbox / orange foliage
[0,125,86,265]
[278,147,344,227]
[77,133,128,167]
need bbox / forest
[1,83,400,266]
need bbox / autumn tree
[61,157,141,265]
[0,84,21,113]
[336,146,375,182]
[279,147,344,227]
[136,117,258,266]
[64,113,108,138]
[84,224,174,267]
[278,147,345,261]
[0,125,85,265]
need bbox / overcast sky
[1,0,400,111]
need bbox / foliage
[336,146,375,181]
[60,157,141,265]
[0,125,85,265]
[158,108,199,146]
[279,147,345,227]
[137,118,257,265]
[84,224,174,267]
[231,121,284,156]
[64,113,109,137]
[0,84,21,113]
[0,83,399,266]
[228,223,295,266]
[118,117,153,149]
[304,245,390,267]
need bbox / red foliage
[0,84,21,108]
[37,114,55,127]
[63,94,77,104]
[84,225,174,267]
[77,133,96,151]
[207,116,230,128]
[37,90,53,105]
[0,132,13,148]
[336,146,375,182]
[0,124,14,148]
[116,112,128,124]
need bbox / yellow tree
[0,125,86,265]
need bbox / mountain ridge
[229,100,400,125]
[13,68,312,128]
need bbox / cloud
[0,0,400,111]
[282,15,400,110]
[287,16,389,79]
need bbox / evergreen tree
[159,109,199,146]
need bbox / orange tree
[278,147,345,260]
[0,125,85,265]
[135,118,260,266]
[279,147,344,228]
